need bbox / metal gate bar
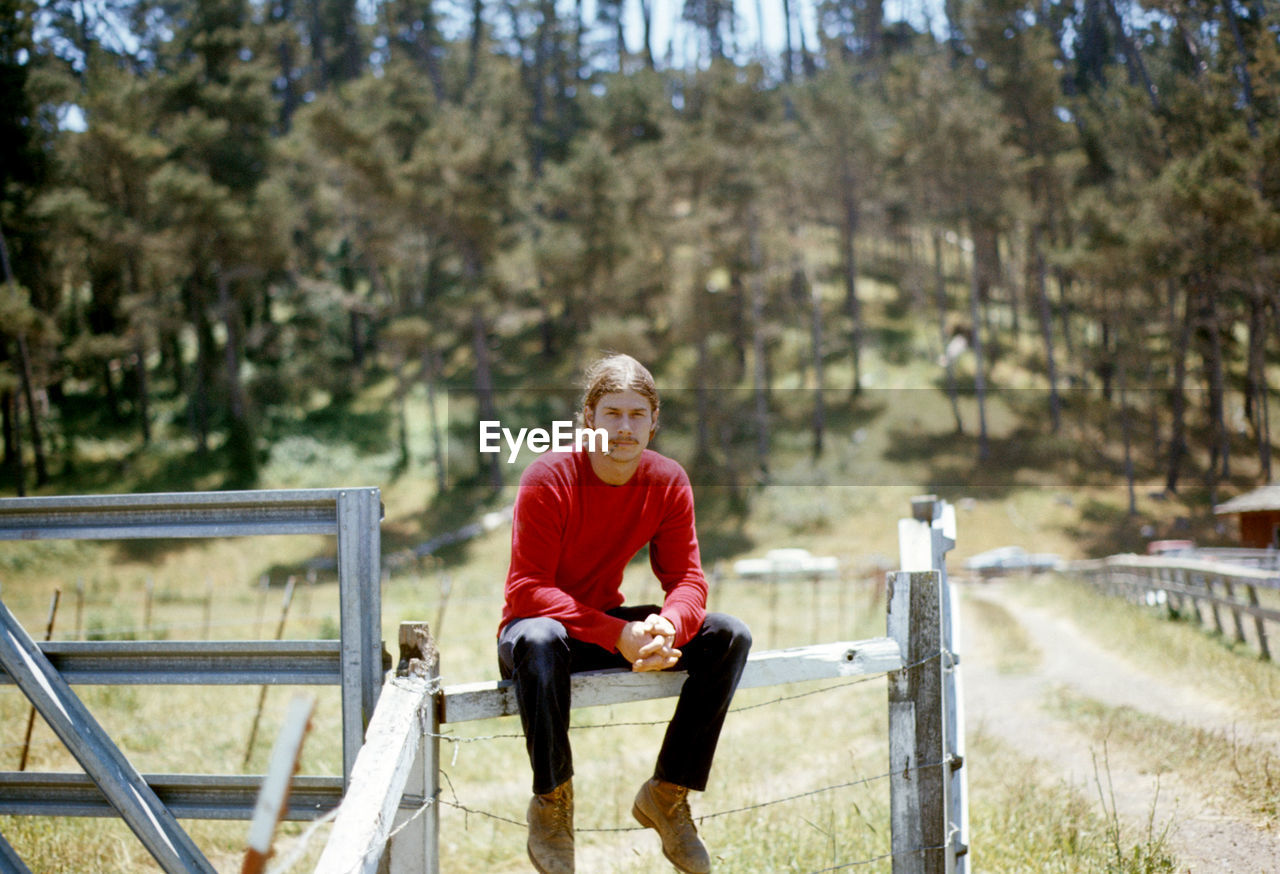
[0,599,215,873]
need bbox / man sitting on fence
[498,353,752,874]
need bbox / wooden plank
[887,571,925,874]
[243,694,315,874]
[911,571,947,874]
[1246,585,1272,660]
[887,570,946,874]
[898,517,934,573]
[388,623,440,874]
[440,637,904,725]
[314,673,435,874]
[0,599,215,874]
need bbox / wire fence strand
[257,646,948,874]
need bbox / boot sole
[527,842,571,874]
[632,804,708,874]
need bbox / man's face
[584,389,657,464]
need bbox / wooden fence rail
[315,498,967,874]
[1070,554,1279,660]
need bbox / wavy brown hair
[580,353,659,415]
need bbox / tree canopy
[1,0,1277,507]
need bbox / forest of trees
[0,0,1277,501]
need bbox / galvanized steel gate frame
[0,488,385,872]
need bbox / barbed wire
[238,754,951,874]
[413,648,950,871]
[265,807,339,874]
[434,757,949,834]
[805,843,951,872]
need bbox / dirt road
[961,581,1280,873]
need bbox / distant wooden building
[1214,485,1280,548]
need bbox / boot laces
[665,786,695,830]
[548,786,572,834]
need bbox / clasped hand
[616,614,681,672]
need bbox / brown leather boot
[527,779,574,874]
[632,777,711,874]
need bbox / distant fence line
[1069,554,1280,660]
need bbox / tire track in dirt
[961,582,1280,873]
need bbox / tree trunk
[1031,225,1061,432]
[1223,0,1260,137]
[471,306,503,491]
[1204,288,1230,482]
[0,226,45,486]
[749,212,769,479]
[1165,282,1191,493]
[15,333,48,486]
[1119,353,1137,515]
[841,158,862,397]
[812,289,825,459]
[530,0,553,178]
[187,279,214,457]
[1248,294,1271,480]
[218,270,257,486]
[3,390,24,496]
[1054,268,1075,359]
[467,0,484,90]
[134,338,151,445]
[422,347,447,496]
[1104,0,1161,110]
[781,0,795,82]
[165,328,186,399]
[102,359,121,422]
[752,0,767,56]
[637,0,655,69]
[795,0,815,77]
[934,230,963,435]
[966,220,991,461]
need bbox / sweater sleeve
[649,470,708,648]
[502,468,628,651]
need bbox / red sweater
[501,449,708,651]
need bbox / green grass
[967,732,1178,874]
[1046,686,1280,827]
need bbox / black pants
[498,605,752,795]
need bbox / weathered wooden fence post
[887,569,945,874]
[1246,583,1271,660]
[387,622,440,874]
[897,496,966,872]
[314,621,439,874]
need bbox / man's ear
[650,408,659,437]
[583,405,595,429]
